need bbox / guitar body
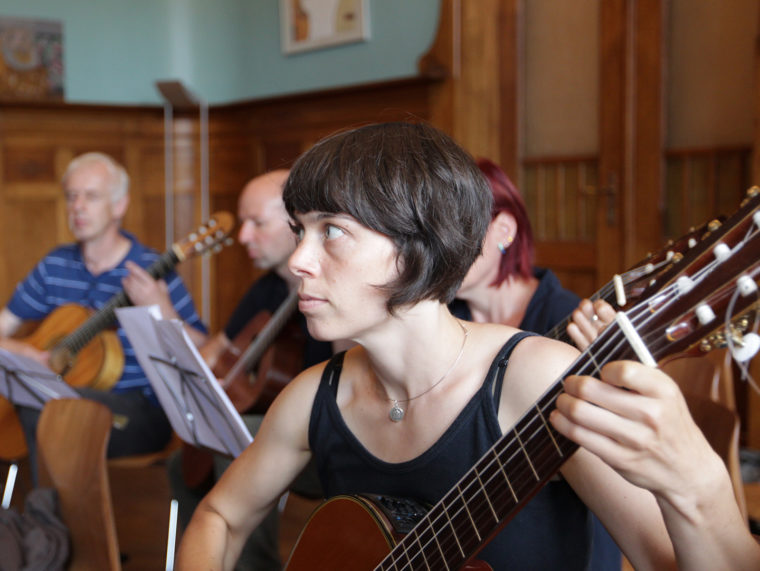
[285,495,492,571]
[22,304,124,391]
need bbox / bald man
[168,170,333,571]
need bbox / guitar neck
[545,260,661,344]
[378,195,760,569]
[56,249,180,355]
[377,321,641,570]
[222,290,300,386]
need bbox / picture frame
[0,16,63,100]
[280,0,370,55]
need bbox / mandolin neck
[55,248,181,356]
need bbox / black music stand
[0,348,80,410]
[115,306,252,458]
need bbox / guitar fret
[428,525,450,571]
[535,402,563,456]
[411,529,431,570]
[457,483,482,543]
[441,502,466,559]
[513,427,539,481]
[492,448,518,504]
[474,467,499,522]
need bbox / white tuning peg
[713,242,731,262]
[737,275,758,296]
[676,276,694,294]
[695,303,716,325]
[731,332,760,362]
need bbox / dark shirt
[450,267,580,336]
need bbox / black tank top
[308,332,593,569]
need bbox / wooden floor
[4,456,760,569]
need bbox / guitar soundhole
[367,494,429,534]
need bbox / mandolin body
[22,303,124,391]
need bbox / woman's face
[288,211,400,341]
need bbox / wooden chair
[661,353,747,520]
[37,398,121,571]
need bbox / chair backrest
[683,394,747,520]
[661,353,747,520]
[37,398,121,571]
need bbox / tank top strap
[319,350,347,396]
[487,331,538,403]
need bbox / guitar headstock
[604,189,760,366]
[172,211,235,261]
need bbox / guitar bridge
[362,494,429,535]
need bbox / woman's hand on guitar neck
[0,337,50,366]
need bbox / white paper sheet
[116,305,252,458]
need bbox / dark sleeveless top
[308,332,593,569]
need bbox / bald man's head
[237,170,295,273]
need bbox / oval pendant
[389,402,405,422]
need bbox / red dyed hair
[476,158,534,285]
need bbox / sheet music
[116,306,252,458]
[0,348,79,409]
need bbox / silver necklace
[386,321,469,422]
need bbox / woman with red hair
[454,158,621,571]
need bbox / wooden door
[421,0,659,298]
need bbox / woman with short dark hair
[177,122,674,570]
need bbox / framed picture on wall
[280,0,370,55]
[0,16,63,100]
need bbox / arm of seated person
[551,361,760,571]
[176,363,321,570]
[198,331,233,371]
[122,261,208,347]
[0,307,49,364]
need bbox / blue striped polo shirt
[7,231,207,401]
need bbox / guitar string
[386,220,759,567]
[383,293,659,568]
[420,250,757,569]
[382,241,750,569]
[382,314,636,568]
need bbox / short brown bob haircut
[283,121,492,312]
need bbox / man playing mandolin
[0,151,208,480]
[167,169,334,571]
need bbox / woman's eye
[324,224,344,239]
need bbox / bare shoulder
[493,331,579,428]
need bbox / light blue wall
[0,0,441,105]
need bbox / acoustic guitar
[0,212,234,460]
[285,188,760,569]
